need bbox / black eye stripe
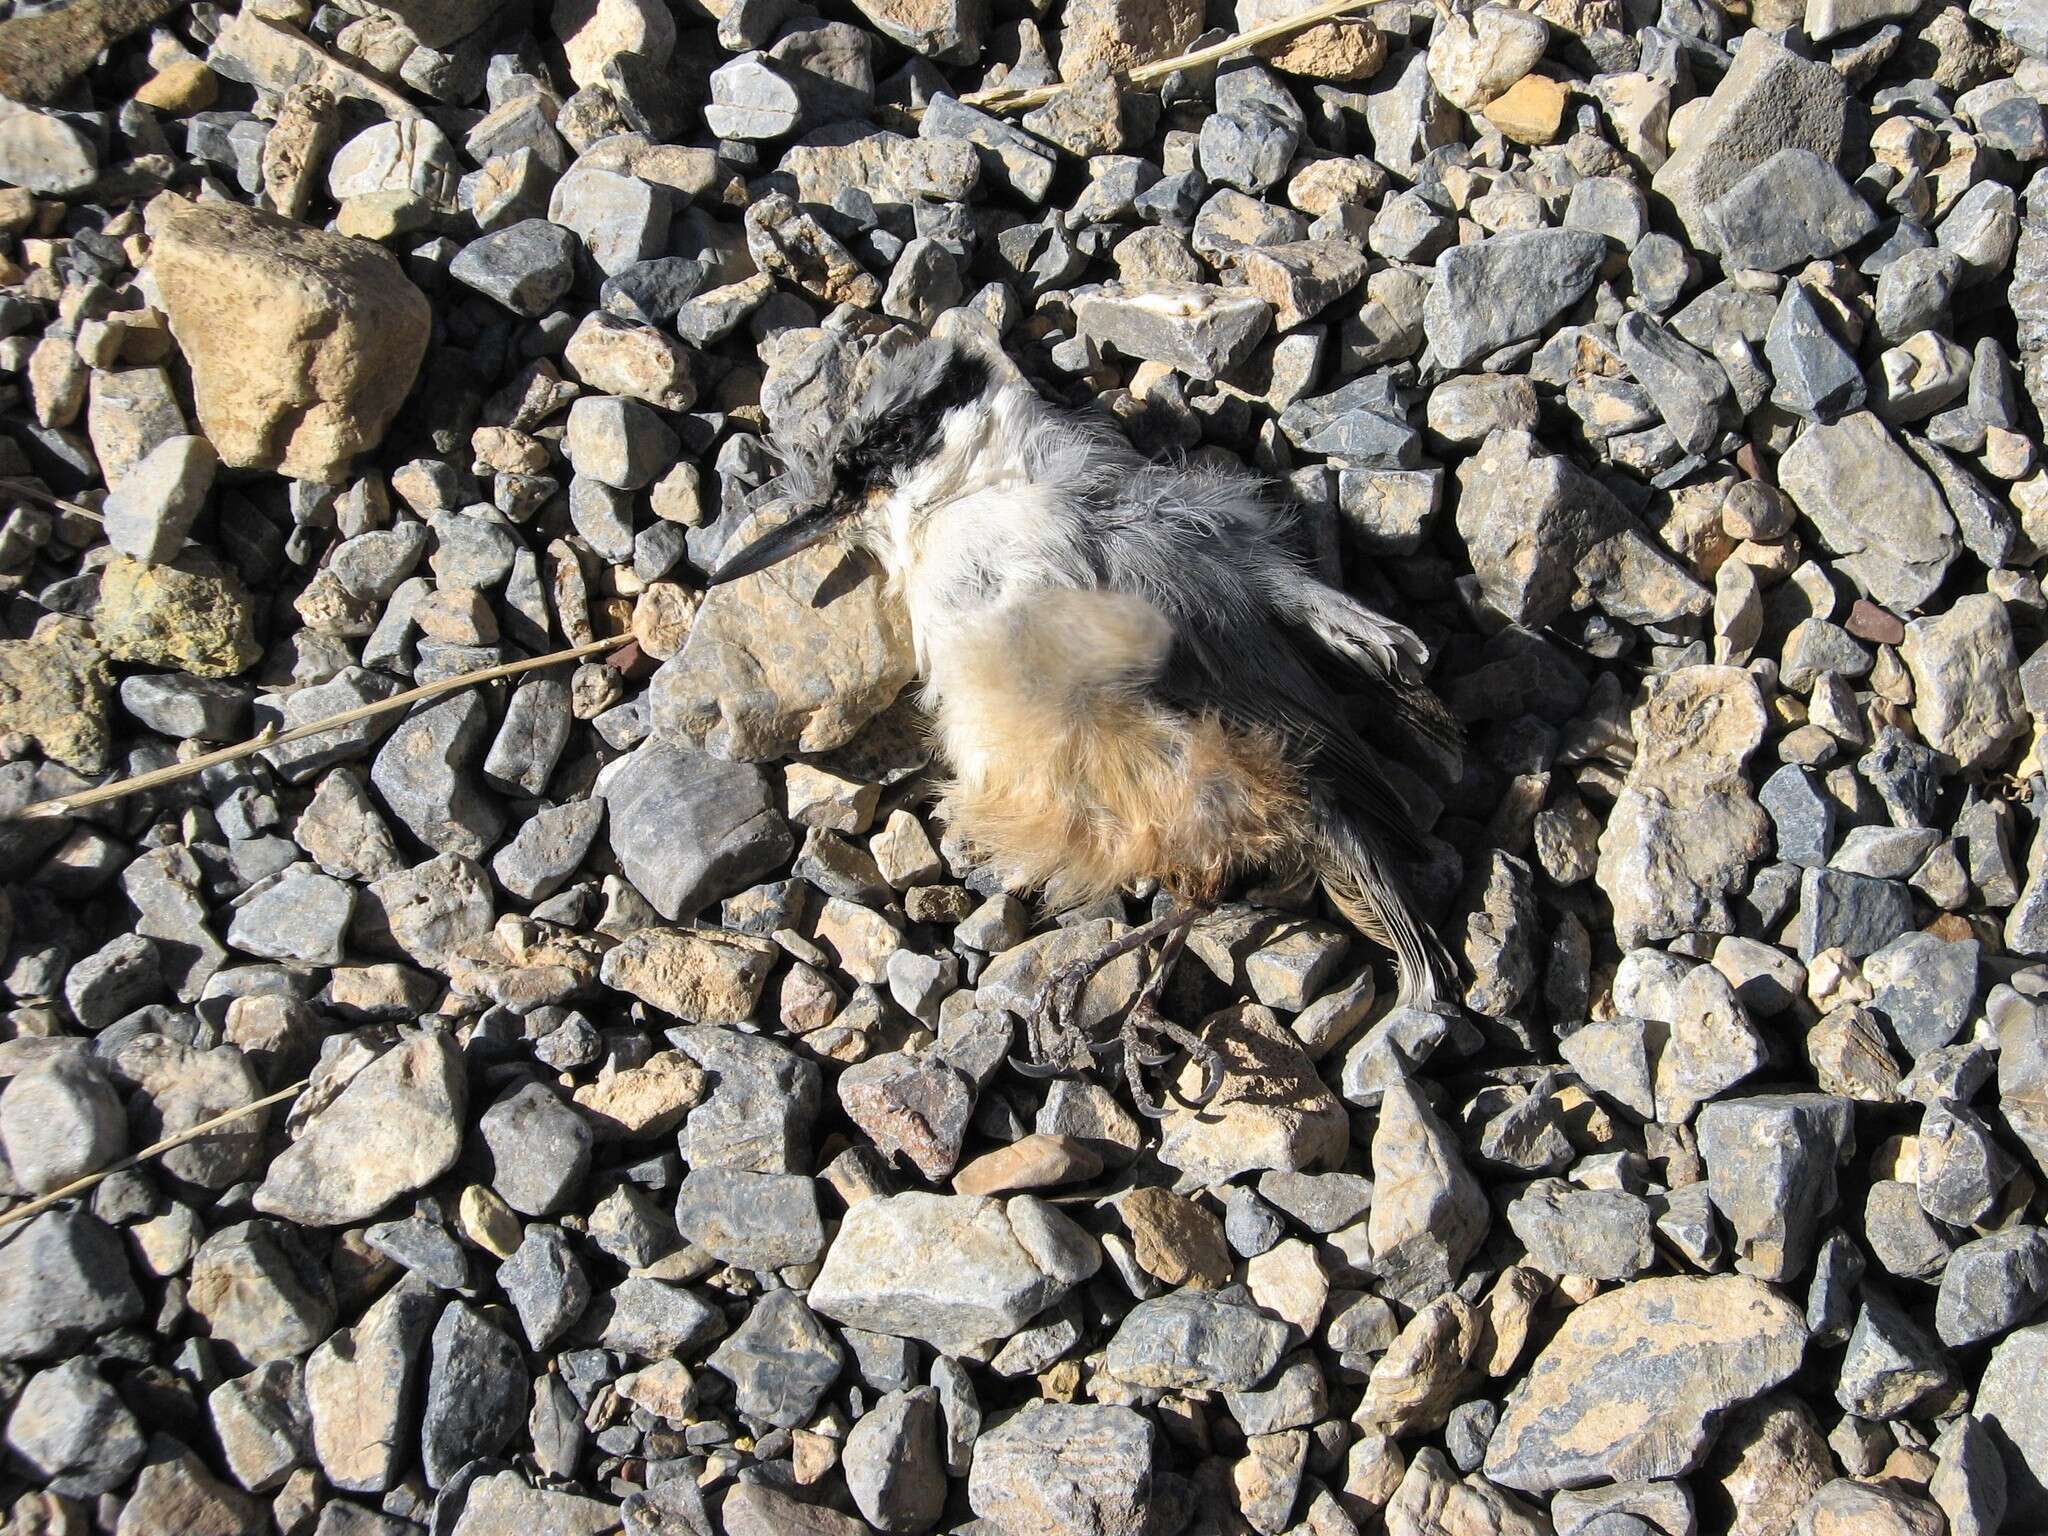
[832,349,993,496]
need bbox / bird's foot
[1010,955,1096,1078]
[1109,1003,1227,1119]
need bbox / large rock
[1697,1093,1854,1283]
[0,618,111,773]
[1157,1004,1348,1182]
[1900,594,2027,771]
[305,1274,439,1492]
[1650,30,1853,246]
[809,1192,1100,1352]
[1596,667,1771,950]
[651,542,916,760]
[968,1402,1160,1536]
[1485,1275,1808,1492]
[1368,1081,1488,1305]
[146,196,431,482]
[598,739,791,919]
[254,1033,466,1226]
[1423,230,1609,369]
[1978,1322,2048,1525]
[93,555,260,678]
[1776,411,1957,613]
[0,1209,143,1361]
[1453,429,1706,629]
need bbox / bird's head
[709,339,997,586]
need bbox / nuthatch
[713,339,1458,1113]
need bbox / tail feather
[1312,790,1458,1013]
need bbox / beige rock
[305,1274,437,1492]
[650,541,916,759]
[0,616,111,772]
[571,1049,708,1139]
[1158,1003,1349,1182]
[207,12,418,119]
[562,310,697,411]
[93,554,260,678]
[1386,1449,1549,1536]
[1799,1479,1945,1536]
[1595,666,1771,950]
[1238,0,1386,79]
[1355,1294,1479,1434]
[631,581,701,660]
[552,0,674,90]
[1482,73,1566,144]
[954,1133,1104,1196]
[1057,0,1203,79]
[1900,593,2026,771]
[458,1184,522,1256]
[1704,1394,1833,1536]
[134,57,217,113]
[147,195,431,482]
[1245,1237,1327,1334]
[1486,1275,1808,1493]
[1427,4,1548,110]
[599,927,777,1024]
[261,84,340,221]
[253,1034,466,1226]
[87,363,184,487]
[744,192,882,309]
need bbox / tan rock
[650,541,916,760]
[562,310,697,411]
[1237,0,1386,79]
[133,58,217,113]
[93,554,260,678]
[1799,1479,1945,1536]
[1482,73,1567,144]
[1158,1003,1349,1182]
[1057,0,1203,79]
[954,1133,1104,1196]
[552,0,674,90]
[598,927,777,1024]
[0,616,111,772]
[1428,4,1548,109]
[1119,1185,1230,1288]
[207,12,418,120]
[1355,1294,1479,1434]
[631,581,701,660]
[261,84,340,221]
[572,1049,708,1140]
[1386,1449,1549,1536]
[147,195,431,482]
[1707,1394,1833,1536]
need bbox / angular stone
[254,1033,466,1226]
[809,1192,1099,1352]
[1700,149,1878,272]
[1074,281,1274,380]
[1697,1093,1854,1281]
[969,1402,1159,1536]
[1423,230,1609,369]
[1777,411,1957,612]
[147,196,430,482]
[1485,1275,1808,1492]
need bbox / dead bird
[713,338,1460,1114]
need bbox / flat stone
[968,1402,1159,1536]
[1485,1275,1808,1492]
[254,1033,466,1226]
[809,1192,1099,1352]
[1777,411,1957,612]
[1423,229,1609,369]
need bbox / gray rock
[190,1219,337,1367]
[1777,412,1957,612]
[208,1359,311,1494]
[920,93,1055,203]
[1650,31,1852,245]
[706,1287,844,1427]
[1766,281,1865,421]
[497,1223,590,1349]
[1838,1289,1953,1420]
[305,1273,439,1492]
[364,1216,470,1291]
[228,866,355,964]
[845,1387,947,1532]
[968,1402,1159,1536]
[481,1081,592,1215]
[63,931,160,1029]
[104,434,216,564]
[673,1166,825,1270]
[1074,281,1274,380]
[449,219,580,315]
[547,164,671,276]
[1701,149,1877,272]
[1485,1275,1807,1492]
[421,1300,528,1487]
[370,692,502,859]
[1366,1081,1488,1305]
[1616,311,1730,456]
[1864,932,1978,1056]
[1936,1228,2048,1347]
[1506,1180,1656,1281]
[1697,1093,1854,1281]
[809,1192,1099,1352]
[0,1208,143,1360]
[5,1358,146,1497]
[592,1275,723,1357]
[0,1055,125,1194]
[600,739,791,920]
[1793,867,1915,959]
[1423,229,1609,369]
[1919,1099,2019,1227]
[490,798,604,903]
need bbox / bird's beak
[708,503,842,585]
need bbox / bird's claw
[1117,1005,1229,1118]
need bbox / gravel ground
[0,0,2043,1532]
